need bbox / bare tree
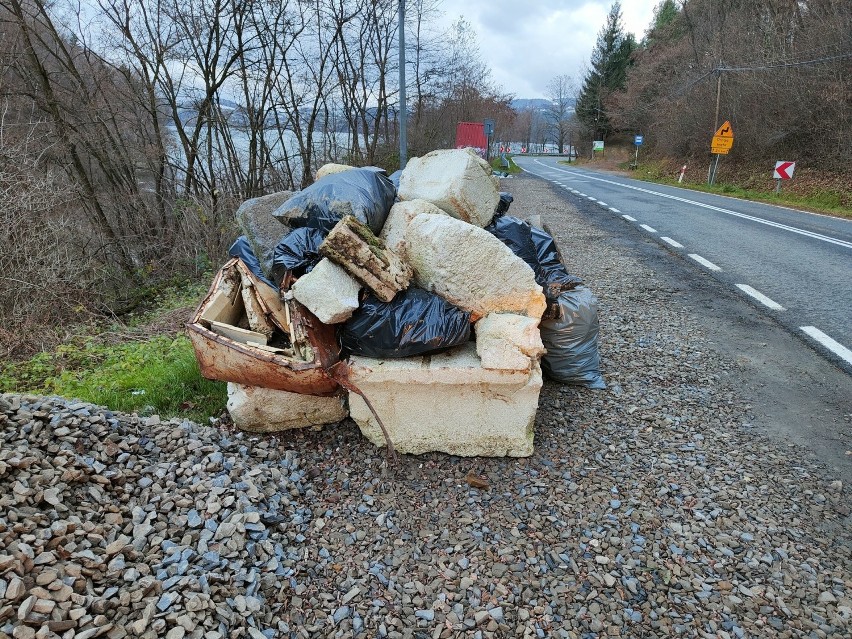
[545,74,576,153]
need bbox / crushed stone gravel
[1,173,850,639]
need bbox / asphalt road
[514,155,852,373]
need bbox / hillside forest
[0,0,849,357]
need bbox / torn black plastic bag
[539,286,606,389]
[228,236,276,289]
[530,225,583,290]
[495,192,514,216]
[270,227,325,283]
[485,215,541,277]
[342,288,471,359]
[272,167,396,236]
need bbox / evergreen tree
[575,2,637,139]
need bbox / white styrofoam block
[398,148,499,227]
[291,258,361,324]
[475,313,546,371]
[227,383,347,432]
[404,214,546,320]
[379,199,446,258]
[348,343,541,457]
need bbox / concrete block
[475,313,546,371]
[291,258,361,324]
[379,199,446,258]
[348,343,541,457]
[227,383,347,432]
[316,163,354,180]
[235,191,294,276]
[404,214,546,320]
[398,148,499,227]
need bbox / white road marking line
[800,327,852,365]
[660,236,684,248]
[735,284,785,310]
[640,224,657,233]
[586,196,597,201]
[688,254,721,271]
[609,207,621,213]
[597,201,608,206]
[622,215,637,221]
[531,160,852,250]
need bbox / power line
[672,51,850,97]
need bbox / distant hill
[511,98,575,111]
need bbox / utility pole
[708,68,722,185]
[398,0,408,170]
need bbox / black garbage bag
[342,288,471,358]
[495,192,514,216]
[272,167,395,236]
[540,286,606,389]
[270,227,325,283]
[485,214,541,277]
[388,169,402,190]
[530,225,583,290]
[228,236,276,289]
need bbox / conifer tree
[575,2,636,139]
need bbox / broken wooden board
[239,270,276,338]
[320,215,412,303]
[187,257,340,395]
[210,321,269,346]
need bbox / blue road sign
[634,135,644,146]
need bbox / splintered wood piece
[319,215,412,302]
[209,321,268,346]
[465,472,490,490]
[239,270,276,338]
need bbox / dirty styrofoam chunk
[227,383,347,432]
[235,191,294,276]
[398,148,499,227]
[316,163,354,181]
[379,199,446,257]
[291,258,361,324]
[348,343,541,457]
[404,214,546,320]
[320,216,412,303]
[475,313,546,371]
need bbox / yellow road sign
[714,121,734,138]
[711,136,733,154]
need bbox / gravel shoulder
[1,172,851,639]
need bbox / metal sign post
[773,161,796,193]
[632,135,643,169]
[708,121,734,185]
[483,119,495,161]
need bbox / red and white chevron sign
[773,161,796,180]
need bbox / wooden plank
[238,271,275,338]
[200,290,243,326]
[320,215,412,302]
[209,321,268,346]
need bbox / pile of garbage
[187,148,604,457]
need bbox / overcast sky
[435,0,658,99]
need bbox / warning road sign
[714,121,734,138]
[710,121,734,154]
[711,136,733,154]
[773,161,796,180]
